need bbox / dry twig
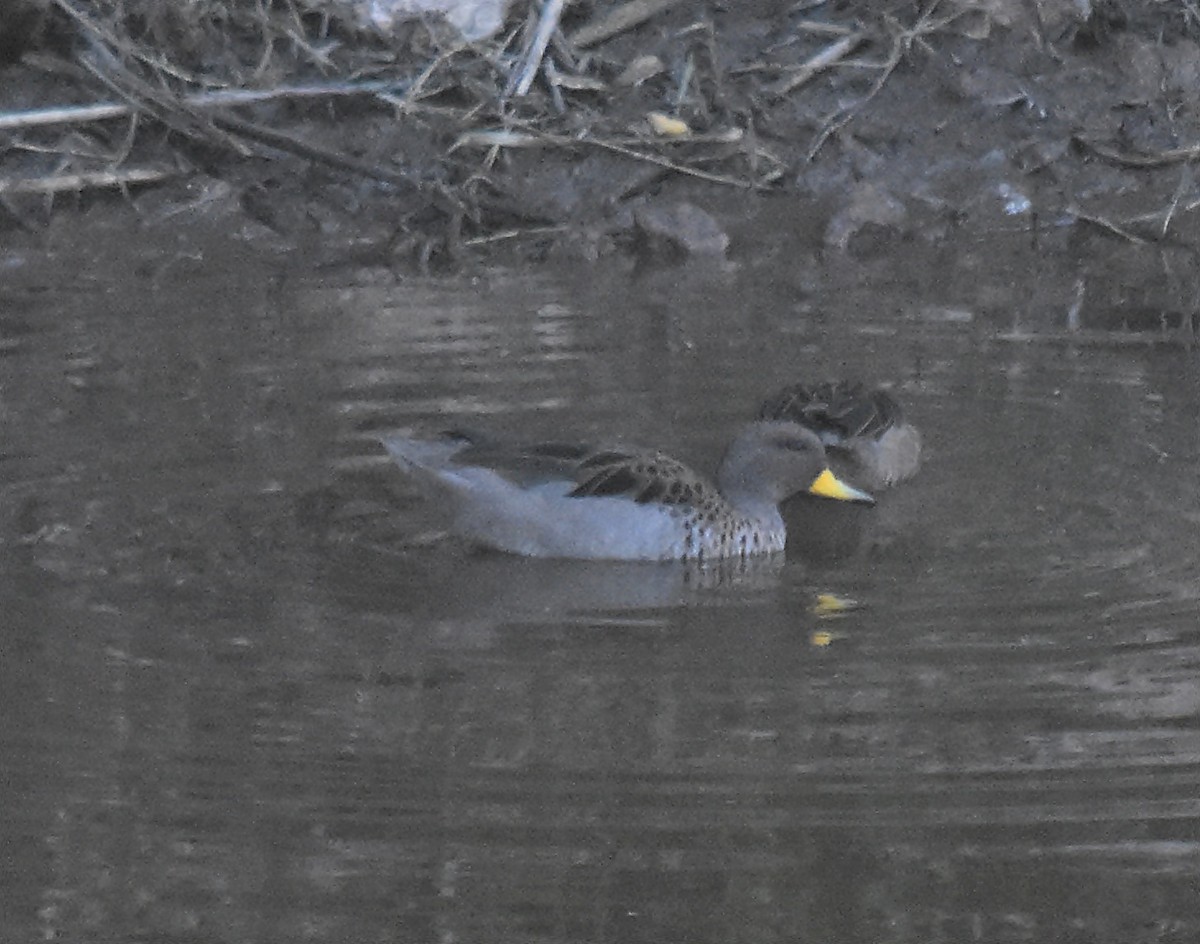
[807,1,960,160]
[0,166,174,195]
[0,81,407,132]
[536,132,764,189]
[452,124,777,189]
[766,33,866,98]
[1067,204,1147,244]
[1074,135,1200,169]
[507,0,566,97]
[571,0,685,48]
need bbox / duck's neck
[716,451,784,523]
[720,489,784,527]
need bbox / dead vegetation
[3,0,1200,267]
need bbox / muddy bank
[3,0,1200,332]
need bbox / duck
[757,381,921,490]
[380,420,874,561]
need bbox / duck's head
[718,421,876,507]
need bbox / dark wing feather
[759,381,903,444]
[569,450,711,506]
[572,464,643,498]
[443,434,718,505]
[451,437,607,487]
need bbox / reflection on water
[2,221,1200,941]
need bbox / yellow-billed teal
[380,420,874,561]
[758,381,921,490]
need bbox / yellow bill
[807,468,875,504]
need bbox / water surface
[3,217,1199,942]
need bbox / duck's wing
[449,437,595,488]
[445,435,716,507]
[758,381,904,444]
[566,449,714,506]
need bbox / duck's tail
[379,431,473,472]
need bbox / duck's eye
[779,436,812,452]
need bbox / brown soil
[4,0,1200,320]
